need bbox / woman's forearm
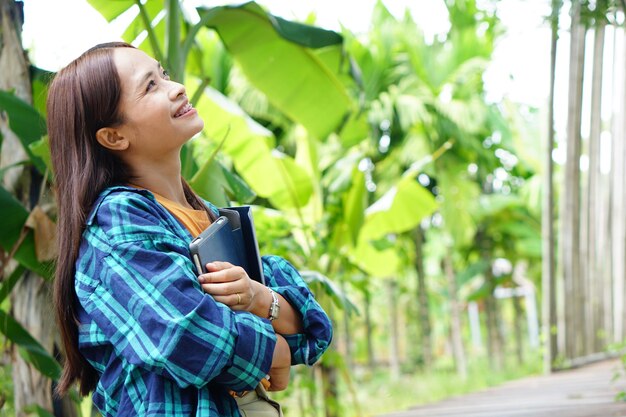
[251,282,304,335]
[268,334,291,391]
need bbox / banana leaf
[193,86,313,209]
[198,2,351,139]
[0,90,47,173]
[351,176,437,277]
[0,186,52,278]
[0,309,61,380]
[361,176,437,241]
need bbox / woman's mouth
[174,103,194,118]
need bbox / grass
[349,358,542,416]
[278,352,543,417]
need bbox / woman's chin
[185,119,205,141]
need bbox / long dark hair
[48,42,210,396]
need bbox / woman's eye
[146,80,156,92]
[162,69,170,80]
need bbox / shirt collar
[85,185,156,226]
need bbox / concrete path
[381,359,626,417]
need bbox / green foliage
[86,0,134,21]
[0,309,60,380]
[578,0,624,26]
[352,177,438,277]
[341,168,366,246]
[187,127,255,206]
[0,360,15,416]
[301,271,358,316]
[198,2,351,139]
[29,138,52,175]
[0,90,47,173]
[0,184,52,279]
[29,66,53,117]
[22,404,55,417]
[0,186,28,250]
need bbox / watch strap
[268,288,280,321]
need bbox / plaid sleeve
[76,193,276,392]
[261,255,333,366]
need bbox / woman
[48,41,332,416]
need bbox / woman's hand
[268,334,291,391]
[198,261,264,312]
[199,261,304,335]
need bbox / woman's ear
[95,127,129,151]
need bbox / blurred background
[1,0,625,416]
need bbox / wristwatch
[268,289,280,321]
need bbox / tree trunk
[11,273,55,413]
[477,229,504,371]
[0,1,30,182]
[587,21,606,355]
[387,279,400,379]
[542,0,559,373]
[621,30,626,343]
[320,362,338,417]
[610,21,625,346]
[339,280,353,371]
[512,292,524,366]
[484,290,505,371]
[561,1,585,360]
[0,1,54,414]
[443,250,467,379]
[308,367,318,417]
[363,287,376,371]
[414,226,432,370]
[320,303,339,417]
[598,17,614,346]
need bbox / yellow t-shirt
[126,184,211,236]
[150,192,211,237]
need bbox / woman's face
[112,47,204,161]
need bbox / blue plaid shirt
[74,186,332,416]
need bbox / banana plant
[0,91,61,392]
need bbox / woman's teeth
[174,103,192,117]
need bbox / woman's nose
[169,80,186,100]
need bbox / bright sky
[21,0,552,108]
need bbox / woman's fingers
[198,263,259,310]
[210,292,247,306]
[200,282,231,295]
[205,261,233,272]
[198,264,245,284]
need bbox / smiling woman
[95,47,204,178]
[46,42,333,416]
